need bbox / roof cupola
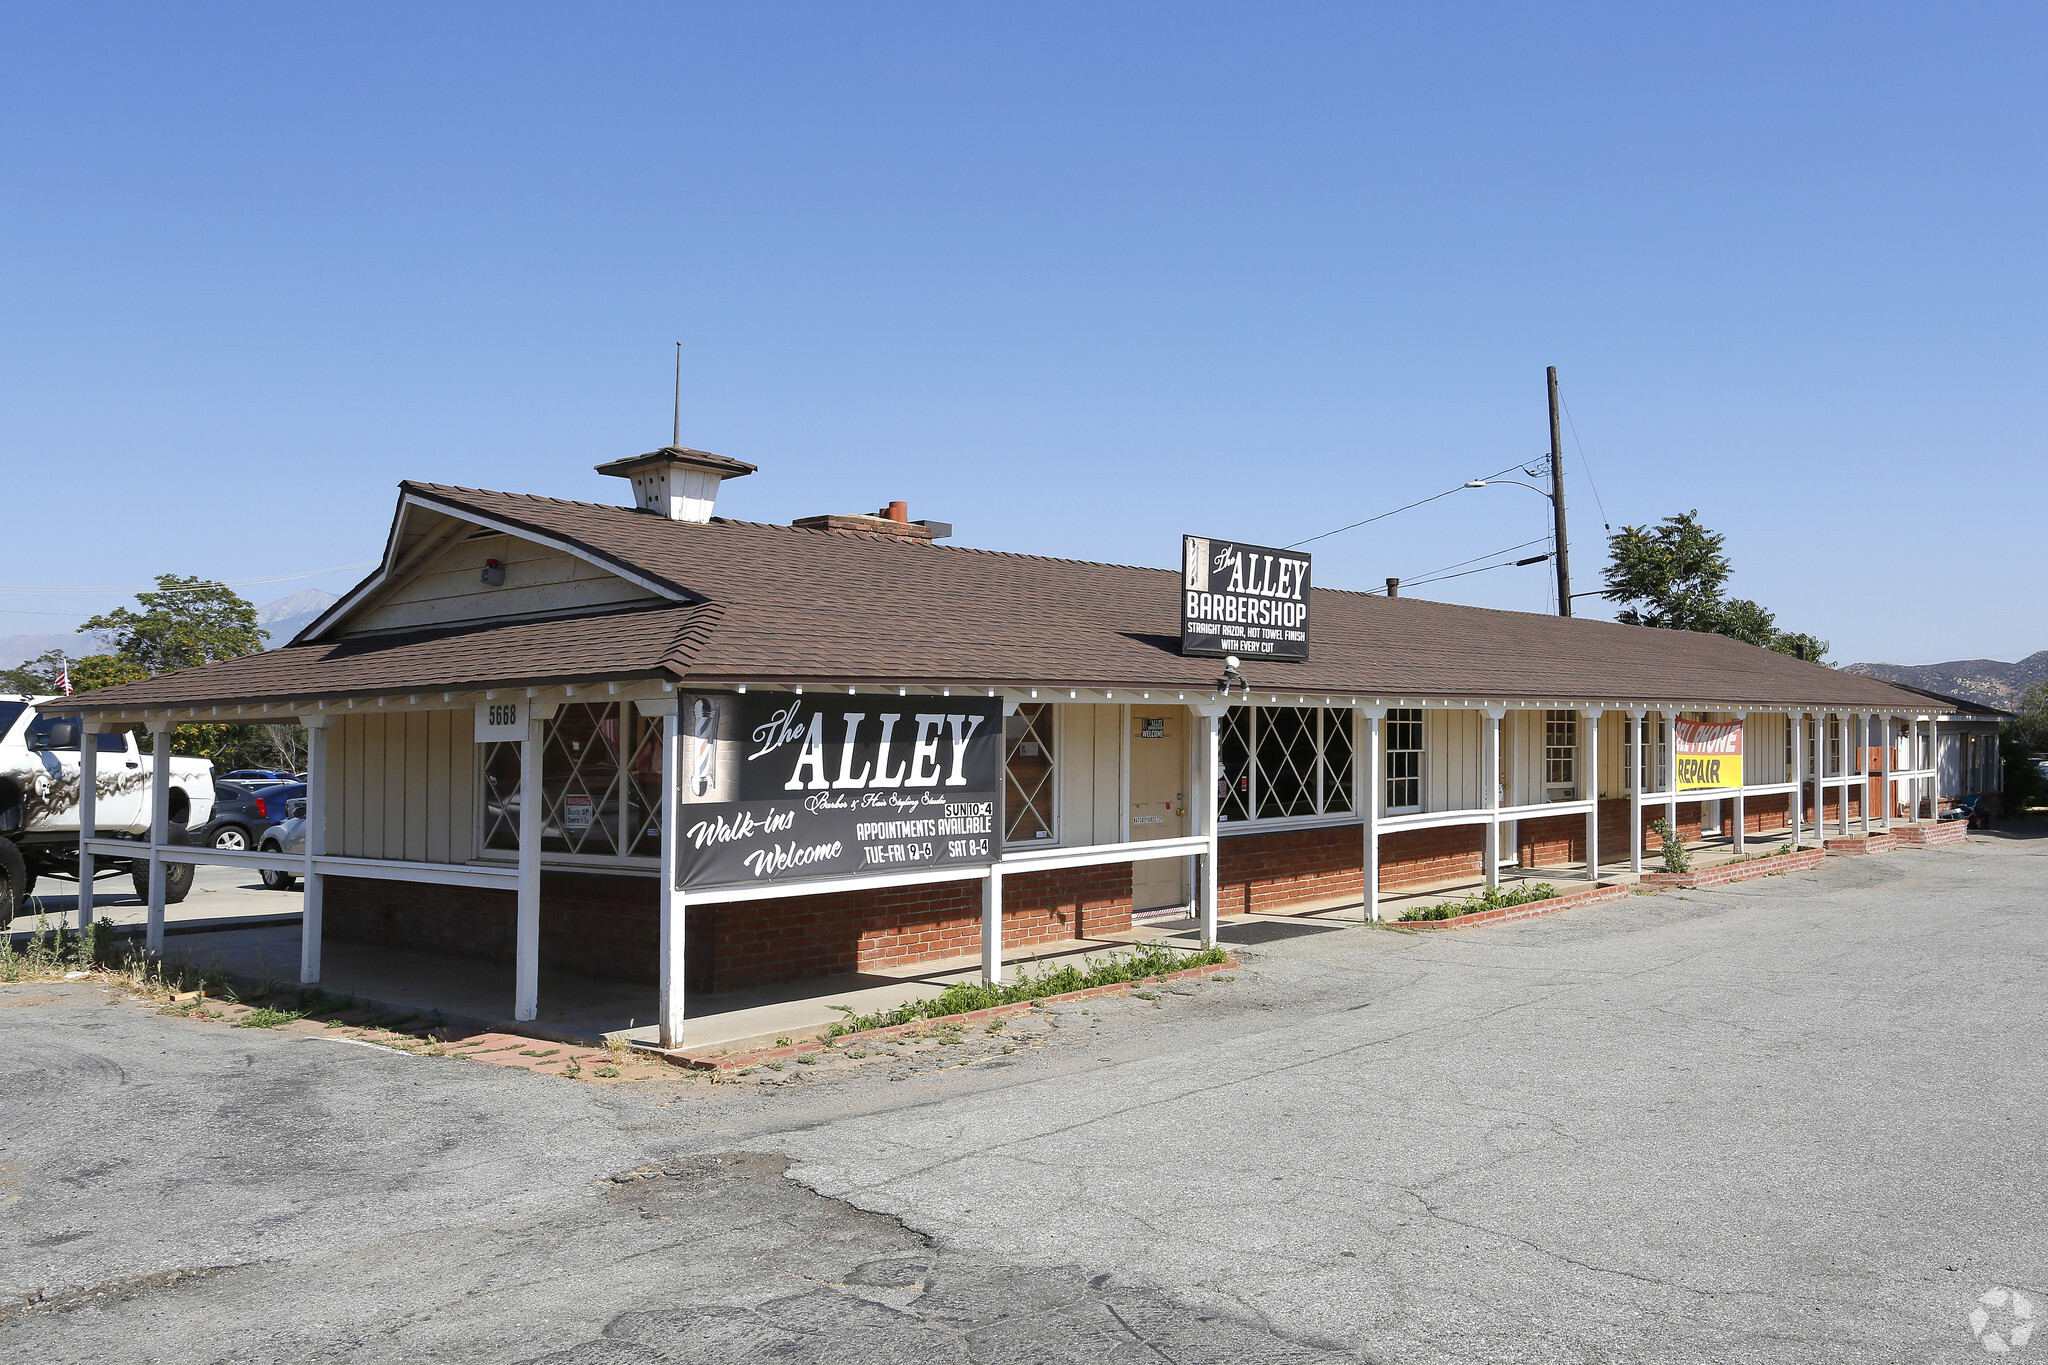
[594,446,756,523]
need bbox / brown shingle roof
[62,603,715,710]
[67,479,1950,712]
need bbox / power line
[0,561,378,598]
[1405,553,1552,590]
[1284,460,1532,550]
[1556,389,1611,532]
[1367,536,1551,594]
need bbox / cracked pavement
[2,827,2043,1361]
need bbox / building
[48,447,2005,1046]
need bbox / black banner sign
[1181,535,1311,660]
[675,692,1004,891]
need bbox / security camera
[1225,655,1240,671]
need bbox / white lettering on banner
[685,805,798,849]
[908,714,946,785]
[943,713,986,786]
[749,699,810,760]
[781,710,832,791]
[742,839,846,877]
[870,713,908,788]
[832,713,872,788]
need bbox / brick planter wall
[1639,847,1827,889]
[1823,832,1899,855]
[1893,821,1969,847]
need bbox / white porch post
[300,716,332,984]
[981,867,1004,985]
[1835,713,1850,837]
[1361,706,1384,921]
[1661,710,1678,845]
[1731,712,1748,854]
[1880,714,1894,831]
[1483,707,1504,890]
[1856,714,1872,837]
[145,717,172,956]
[1582,707,1601,882]
[1627,709,1646,874]
[1789,713,1805,849]
[77,722,99,930]
[1195,706,1224,947]
[514,712,544,1022]
[1927,717,1939,818]
[658,706,687,1046]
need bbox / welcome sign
[1674,718,1744,791]
[1182,535,1311,660]
[674,692,1003,890]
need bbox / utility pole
[1547,365,1572,617]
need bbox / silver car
[255,798,306,891]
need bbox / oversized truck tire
[129,827,194,906]
[0,837,26,931]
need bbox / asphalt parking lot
[2,826,2042,1363]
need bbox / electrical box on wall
[474,698,528,742]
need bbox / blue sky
[3,4,2042,666]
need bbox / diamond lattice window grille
[1005,703,1057,843]
[481,741,522,851]
[538,702,665,858]
[1321,710,1355,814]
[1256,707,1318,819]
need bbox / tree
[81,575,268,675]
[0,650,148,697]
[2011,681,2048,756]
[1601,511,1830,663]
[77,576,282,769]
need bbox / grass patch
[232,1006,306,1029]
[825,942,1227,1037]
[1398,882,1559,923]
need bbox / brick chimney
[793,501,951,541]
[594,446,757,523]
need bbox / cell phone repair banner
[1673,717,1744,791]
[1181,535,1311,660]
[674,692,1003,890]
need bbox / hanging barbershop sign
[1674,718,1744,791]
[673,692,1004,890]
[1181,535,1312,661]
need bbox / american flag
[55,656,73,697]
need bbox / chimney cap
[593,446,757,481]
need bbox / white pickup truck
[0,696,216,926]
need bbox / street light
[1463,470,1572,616]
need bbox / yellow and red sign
[1674,718,1744,791]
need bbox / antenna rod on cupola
[672,340,682,448]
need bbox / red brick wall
[1218,824,1363,912]
[323,863,1133,996]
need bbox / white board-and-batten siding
[326,711,477,862]
[347,532,662,635]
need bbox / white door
[1128,710,1188,912]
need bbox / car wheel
[212,826,249,852]
[130,826,196,905]
[258,851,296,891]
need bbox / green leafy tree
[1602,511,1830,663]
[81,574,268,674]
[76,576,282,769]
[0,650,148,698]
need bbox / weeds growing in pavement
[1652,819,1692,874]
[233,1006,306,1029]
[823,942,1227,1037]
[1398,882,1560,923]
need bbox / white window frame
[1384,708,1424,814]
[1542,710,1578,801]
[1217,705,1359,829]
[1003,701,1061,848]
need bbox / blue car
[193,781,306,851]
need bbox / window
[1783,716,1794,779]
[1005,703,1056,843]
[479,701,664,858]
[1217,707,1356,823]
[1385,709,1423,812]
[1622,717,1671,792]
[1543,711,1577,797]
[1827,715,1841,777]
[22,713,127,752]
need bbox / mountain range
[1842,651,2048,712]
[0,588,339,671]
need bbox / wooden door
[1128,709,1189,913]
